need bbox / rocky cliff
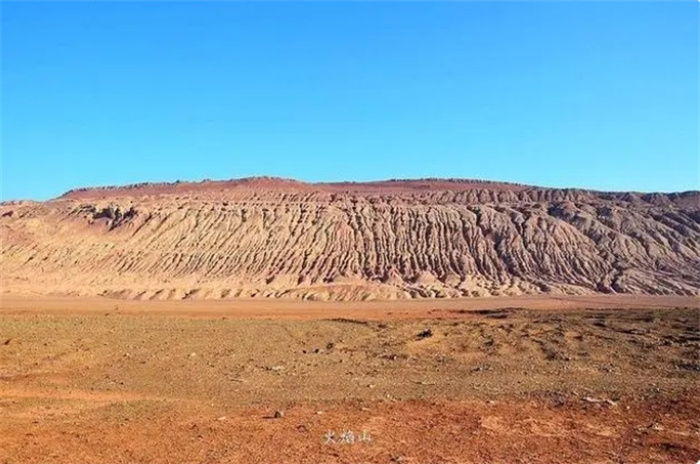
[1,177,698,300]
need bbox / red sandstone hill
[1,177,698,300]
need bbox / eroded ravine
[1,178,698,300]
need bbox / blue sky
[1,1,698,200]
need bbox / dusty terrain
[2,177,699,300]
[1,295,698,463]
[1,178,698,462]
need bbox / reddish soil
[1,295,698,463]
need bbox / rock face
[1,177,698,300]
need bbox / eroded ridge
[2,178,699,300]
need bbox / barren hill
[1,177,699,300]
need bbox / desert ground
[1,294,698,464]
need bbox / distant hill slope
[1,177,698,300]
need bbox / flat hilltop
[1,177,699,300]
[58,177,532,200]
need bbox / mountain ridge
[2,177,698,300]
[57,176,699,199]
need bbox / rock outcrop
[1,177,698,300]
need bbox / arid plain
[1,295,698,463]
[1,178,699,463]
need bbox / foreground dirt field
[1,295,698,463]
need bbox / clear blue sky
[1,1,698,200]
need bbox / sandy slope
[1,177,699,300]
